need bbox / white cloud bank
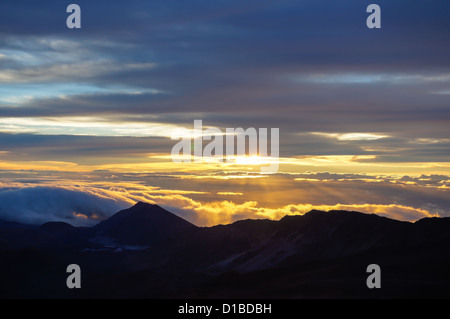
[0,186,130,226]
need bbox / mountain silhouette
[39,221,75,233]
[0,202,450,298]
[94,201,196,245]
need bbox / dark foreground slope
[0,202,449,298]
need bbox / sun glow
[234,155,275,166]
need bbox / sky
[0,0,449,226]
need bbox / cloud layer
[0,171,448,227]
[0,186,129,226]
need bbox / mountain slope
[1,203,450,298]
[145,210,418,273]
